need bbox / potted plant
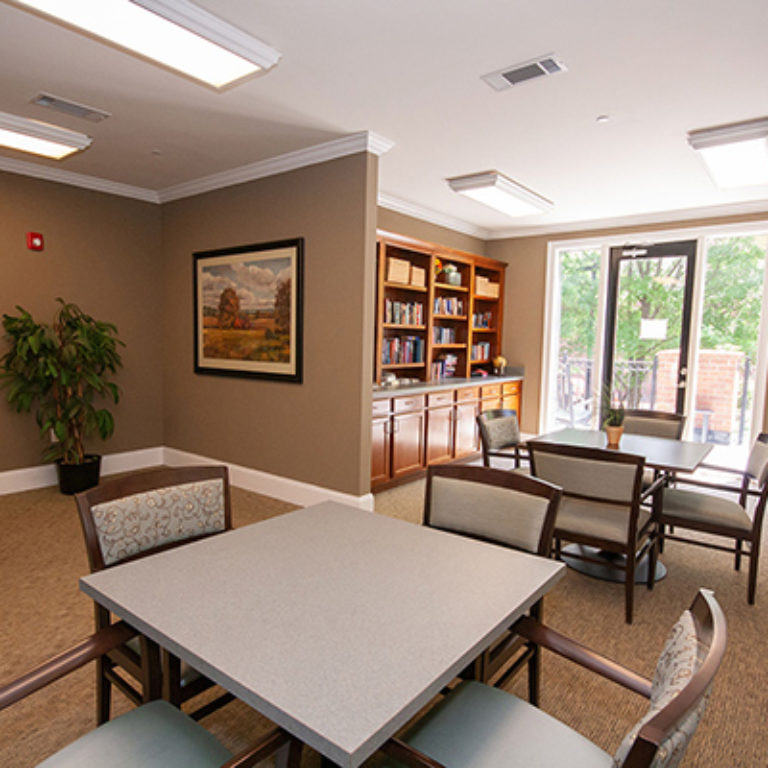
[0,298,124,494]
[602,393,625,447]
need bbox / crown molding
[157,131,394,203]
[487,198,768,239]
[0,155,160,202]
[377,192,490,239]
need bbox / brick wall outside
[656,348,744,438]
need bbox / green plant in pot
[0,299,124,494]
[601,387,625,447]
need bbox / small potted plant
[0,298,124,494]
[602,395,625,447]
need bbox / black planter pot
[56,455,102,495]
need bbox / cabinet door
[371,417,391,487]
[502,381,522,419]
[426,406,453,464]
[454,401,478,456]
[392,411,425,478]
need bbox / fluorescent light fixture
[687,117,768,188]
[10,0,281,88]
[447,170,553,217]
[0,110,92,159]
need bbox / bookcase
[375,232,506,384]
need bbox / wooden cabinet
[502,380,522,416]
[375,232,506,385]
[372,379,521,489]
[391,396,425,480]
[425,392,454,465]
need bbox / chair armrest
[0,621,137,711]
[670,476,746,495]
[380,737,447,767]
[513,616,652,698]
[640,474,667,503]
[222,728,302,768]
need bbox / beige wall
[0,172,164,469]
[377,208,487,256]
[487,210,768,433]
[161,153,377,496]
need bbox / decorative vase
[605,425,624,448]
[56,455,102,495]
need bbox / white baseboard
[0,446,375,512]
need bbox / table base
[561,544,667,583]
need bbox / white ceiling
[2,0,768,238]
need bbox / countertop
[372,371,523,399]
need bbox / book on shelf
[385,298,424,326]
[433,296,465,316]
[432,353,459,379]
[381,335,425,365]
[471,341,491,361]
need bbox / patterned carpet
[0,476,765,766]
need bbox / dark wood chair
[424,464,561,703]
[381,589,727,768]
[476,409,526,469]
[75,465,235,722]
[0,622,301,768]
[527,440,665,623]
[659,432,768,604]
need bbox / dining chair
[622,410,686,439]
[0,621,302,768]
[659,432,768,604]
[424,464,561,702]
[380,589,726,768]
[476,409,526,469]
[75,465,235,723]
[527,440,664,623]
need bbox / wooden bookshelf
[375,232,506,384]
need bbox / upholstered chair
[659,432,768,604]
[424,464,561,703]
[476,409,526,469]
[380,589,726,768]
[75,465,234,722]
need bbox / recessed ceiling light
[447,170,553,217]
[9,0,281,89]
[0,110,92,159]
[596,114,610,124]
[687,117,768,188]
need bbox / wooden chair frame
[527,441,665,624]
[424,464,561,703]
[622,410,686,439]
[659,433,768,604]
[476,409,526,469]
[75,465,234,722]
[0,622,302,768]
[380,589,727,768]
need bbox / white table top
[80,501,565,767]
[532,427,712,473]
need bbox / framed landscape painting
[194,238,304,382]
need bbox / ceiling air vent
[31,93,111,123]
[482,54,567,91]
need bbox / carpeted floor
[0,476,765,766]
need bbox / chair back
[477,409,521,451]
[746,432,768,488]
[76,466,231,571]
[623,410,685,440]
[527,440,644,506]
[615,589,727,767]
[424,464,560,556]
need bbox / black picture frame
[194,238,304,383]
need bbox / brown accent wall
[0,172,164,469]
[377,207,487,255]
[161,153,377,496]
[487,210,768,433]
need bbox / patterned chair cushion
[91,479,226,566]
[613,610,709,768]
[483,415,521,449]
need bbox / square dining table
[80,500,565,767]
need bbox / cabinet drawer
[427,391,453,408]
[372,399,391,418]
[455,387,479,402]
[481,384,502,398]
[503,381,521,395]
[393,395,425,413]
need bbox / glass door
[602,240,696,415]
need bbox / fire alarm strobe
[26,232,44,251]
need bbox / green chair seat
[400,681,613,768]
[38,700,232,768]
